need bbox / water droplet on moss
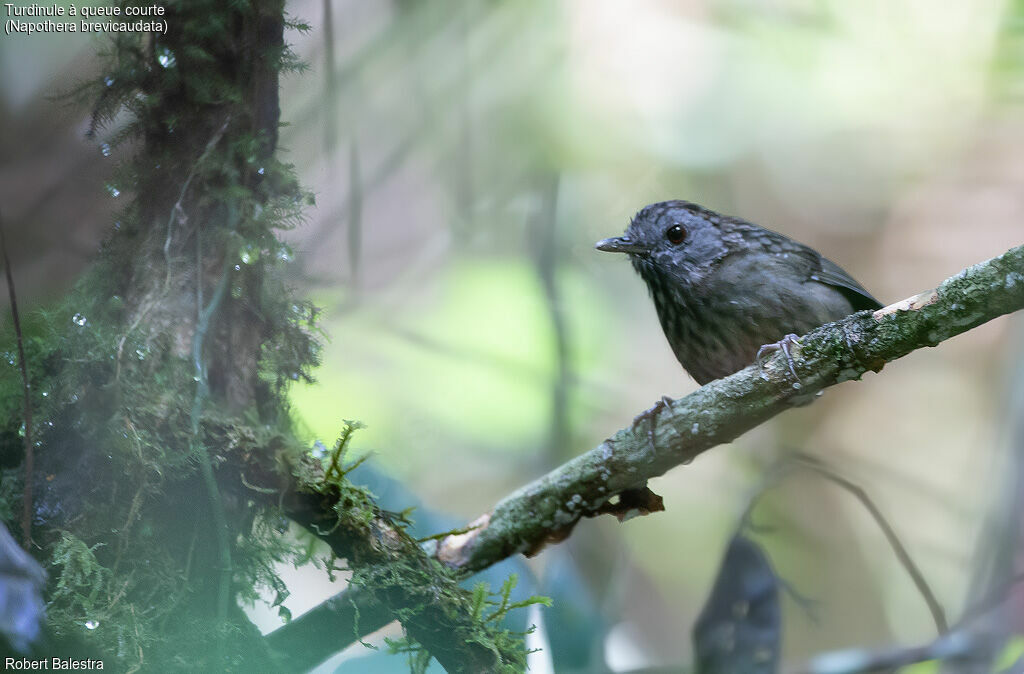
[239,243,259,265]
[157,47,176,68]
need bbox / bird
[596,200,881,386]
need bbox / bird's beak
[595,236,648,255]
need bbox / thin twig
[322,0,337,157]
[529,174,570,462]
[347,141,362,289]
[115,120,230,380]
[793,454,948,634]
[800,630,983,674]
[163,118,230,292]
[0,213,34,548]
[190,224,235,627]
[741,454,949,635]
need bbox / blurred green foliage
[290,259,613,474]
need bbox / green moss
[378,573,550,674]
[1,1,544,669]
[0,1,321,669]
[284,421,547,671]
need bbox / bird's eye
[665,224,687,244]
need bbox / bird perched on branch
[596,200,881,385]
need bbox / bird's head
[595,200,731,286]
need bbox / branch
[278,485,506,673]
[240,429,525,672]
[238,432,532,671]
[0,213,34,549]
[801,630,990,673]
[434,243,1024,573]
[265,585,391,672]
[741,454,948,635]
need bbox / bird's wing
[811,257,882,311]
[723,218,882,311]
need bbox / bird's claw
[757,333,801,382]
[632,395,674,427]
[632,395,674,453]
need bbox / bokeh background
[3,0,1024,671]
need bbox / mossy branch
[244,427,530,672]
[274,472,521,672]
[432,242,1024,573]
[264,585,392,672]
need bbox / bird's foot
[756,334,801,382]
[632,395,674,428]
[632,395,674,453]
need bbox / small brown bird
[597,200,881,385]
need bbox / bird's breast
[639,259,852,385]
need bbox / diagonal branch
[245,457,523,673]
[265,585,392,673]
[434,243,1024,574]
[263,243,1022,668]
[281,487,504,672]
